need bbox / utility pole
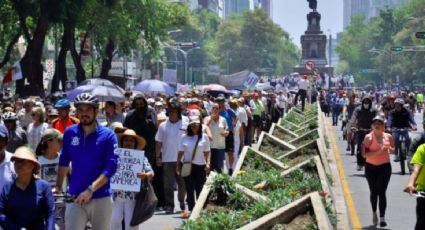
[328,34,332,67]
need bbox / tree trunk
[51,23,74,93]
[70,30,87,84]
[0,32,21,70]
[100,38,115,78]
[16,0,49,97]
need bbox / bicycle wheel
[400,142,406,175]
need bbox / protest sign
[111,148,145,192]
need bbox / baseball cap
[35,129,63,156]
[188,116,201,125]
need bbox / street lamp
[181,47,200,84]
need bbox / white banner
[111,148,145,192]
[243,72,259,89]
[219,70,251,89]
[163,69,177,84]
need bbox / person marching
[362,115,394,227]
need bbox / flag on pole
[2,61,23,84]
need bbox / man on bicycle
[387,98,417,162]
[405,141,425,230]
[56,93,118,230]
[408,118,425,173]
[350,96,378,171]
[343,93,359,154]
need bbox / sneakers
[181,210,190,218]
[380,217,387,227]
[372,212,378,225]
[357,165,363,171]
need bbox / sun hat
[118,129,146,150]
[109,122,127,134]
[12,147,41,171]
[35,129,63,156]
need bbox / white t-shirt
[27,122,49,151]
[38,155,60,188]
[205,116,228,149]
[0,151,15,191]
[298,79,310,90]
[277,95,287,109]
[236,107,248,127]
[155,119,186,162]
[179,133,211,165]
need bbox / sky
[272,0,343,47]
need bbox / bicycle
[54,192,75,230]
[391,128,411,175]
[351,127,371,170]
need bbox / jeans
[162,162,186,210]
[392,130,410,158]
[111,198,138,230]
[332,108,340,125]
[183,164,207,211]
[152,164,165,208]
[416,197,425,230]
[356,130,368,167]
[65,196,113,230]
[211,148,225,173]
[365,163,391,217]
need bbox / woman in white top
[27,107,49,151]
[176,115,211,212]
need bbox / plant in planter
[179,174,277,230]
[289,130,320,147]
[271,125,299,142]
[258,134,295,159]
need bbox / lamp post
[182,47,200,84]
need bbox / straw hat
[118,129,146,150]
[109,122,127,134]
[12,147,41,171]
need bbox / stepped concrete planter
[189,172,268,221]
[256,132,296,159]
[269,123,299,142]
[232,147,287,178]
[237,192,333,230]
[288,129,319,147]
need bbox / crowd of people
[0,85,299,230]
[319,87,425,229]
[0,77,424,229]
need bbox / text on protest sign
[111,148,145,192]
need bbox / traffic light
[415,32,425,39]
[391,46,403,52]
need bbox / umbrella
[80,78,125,94]
[133,79,175,96]
[67,85,125,102]
[204,84,226,92]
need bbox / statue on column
[307,0,317,11]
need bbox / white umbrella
[133,79,175,96]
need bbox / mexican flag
[2,61,23,84]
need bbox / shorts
[253,115,261,128]
[225,131,234,152]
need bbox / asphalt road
[331,112,424,230]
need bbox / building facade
[224,0,250,18]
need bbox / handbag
[181,136,201,177]
[130,180,158,226]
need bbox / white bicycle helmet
[74,93,99,108]
[2,112,17,121]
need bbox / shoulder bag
[181,136,201,177]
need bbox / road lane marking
[326,120,362,229]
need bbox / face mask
[363,104,370,109]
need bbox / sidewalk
[330,114,422,229]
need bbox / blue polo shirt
[220,109,236,130]
[59,123,118,199]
